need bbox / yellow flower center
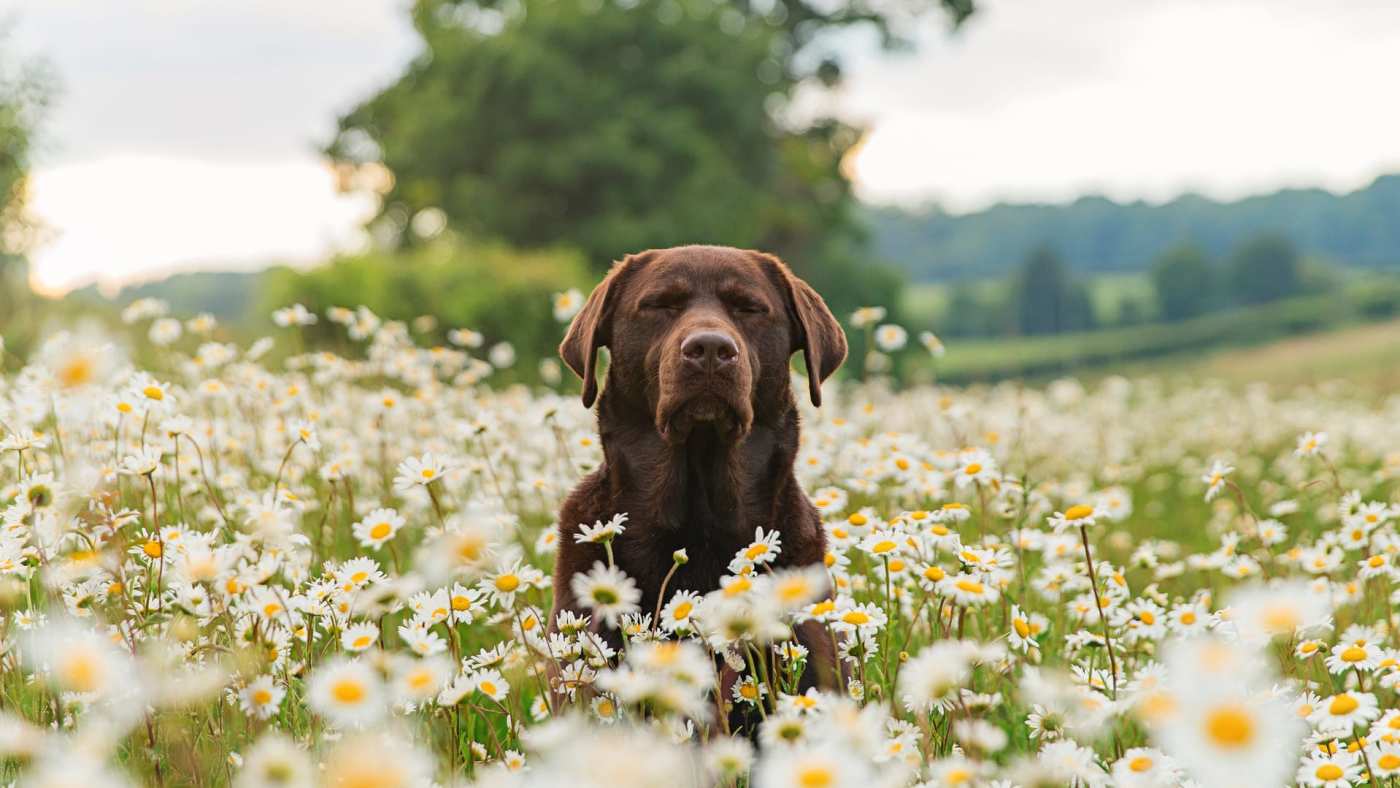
[1064,504,1094,520]
[253,688,273,705]
[452,596,472,611]
[60,652,101,693]
[143,540,163,558]
[1342,646,1369,663]
[956,579,985,594]
[1013,618,1031,638]
[1316,764,1344,781]
[1204,705,1255,749]
[1330,694,1359,715]
[797,766,834,788]
[143,385,164,401]
[495,574,520,592]
[59,357,95,388]
[841,610,871,625]
[1261,606,1300,634]
[1128,756,1153,773]
[1380,754,1400,770]
[369,522,392,540]
[352,636,372,649]
[871,540,897,554]
[964,463,982,475]
[331,679,365,704]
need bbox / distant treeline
[936,232,1333,339]
[868,175,1400,281]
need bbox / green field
[900,276,1400,386]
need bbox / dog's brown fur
[550,245,847,701]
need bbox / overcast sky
[7,0,1400,293]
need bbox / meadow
[3,297,1399,787]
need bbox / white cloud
[26,155,376,294]
[9,0,1400,291]
[836,0,1400,210]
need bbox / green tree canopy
[1227,232,1302,306]
[1150,243,1216,322]
[325,0,972,323]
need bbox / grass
[902,278,1400,386]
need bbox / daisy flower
[238,675,286,720]
[1370,741,1400,777]
[857,530,905,559]
[1295,431,1328,457]
[730,527,783,573]
[393,453,447,492]
[570,561,641,626]
[1202,460,1234,502]
[307,658,386,728]
[1047,503,1098,533]
[1309,691,1380,734]
[937,572,1001,606]
[953,450,998,488]
[472,669,510,703]
[236,734,313,788]
[478,558,544,609]
[352,507,405,549]
[1295,750,1361,787]
[874,324,908,352]
[1324,640,1384,674]
[659,590,702,633]
[341,622,380,652]
[1009,604,1048,651]
[573,512,628,544]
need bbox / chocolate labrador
[550,245,847,709]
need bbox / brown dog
[550,245,847,702]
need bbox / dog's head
[560,245,846,443]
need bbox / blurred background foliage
[8,0,1400,389]
[260,240,593,369]
[0,29,52,361]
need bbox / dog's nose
[681,331,739,373]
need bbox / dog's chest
[613,525,752,597]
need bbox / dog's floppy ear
[756,252,848,407]
[559,253,647,408]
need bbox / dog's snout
[681,331,739,373]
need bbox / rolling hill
[866,174,1400,281]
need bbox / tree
[1012,246,1095,336]
[325,0,972,323]
[1226,233,1302,306]
[1150,243,1215,321]
[0,32,51,358]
